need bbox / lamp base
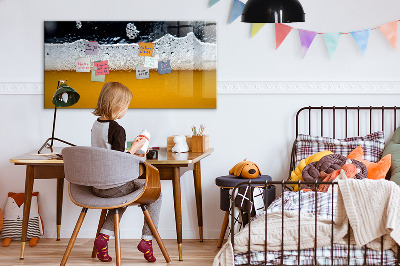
[38,137,76,154]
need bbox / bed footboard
[230,180,400,266]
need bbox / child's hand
[134,148,149,157]
[128,137,147,155]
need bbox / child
[91,82,162,263]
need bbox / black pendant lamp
[241,0,305,23]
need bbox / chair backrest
[62,146,145,187]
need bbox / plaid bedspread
[234,191,397,265]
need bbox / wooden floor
[0,239,222,265]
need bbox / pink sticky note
[94,60,109,76]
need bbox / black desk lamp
[241,0,305,23]
[38,80,80,154]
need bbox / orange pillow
[347,146,391,180]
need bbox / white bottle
[136,129,150,154]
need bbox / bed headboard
[290,106,400,179]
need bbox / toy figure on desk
[1,192,43,247]
[172,135,189,153]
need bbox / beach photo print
[44,21,217,109]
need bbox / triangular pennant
[251,23,266,38]
[275,23,293,49]
[298,29,317,58]
[229,0,245,24]
[323,33,341,58]
[209,0,220,7]
[378,21,398,50]
[351,29,370,55]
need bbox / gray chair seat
[61,146,170,265]
[69,180,145,208]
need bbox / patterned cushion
[295,131,385,166]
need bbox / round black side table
[215,175,275,248]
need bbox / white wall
[1,0,400,240]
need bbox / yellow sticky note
[138,42,154,57]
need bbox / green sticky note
[91,70,105,82]
[126,141,133,150]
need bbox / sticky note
[76,57,91,72]
[85,41,99,55]
[94,60,109,76]
[144,56,159,68]
[158,60,171,75]
[138,42,154,57]
[136,66,150,79]
[91,70,105,82]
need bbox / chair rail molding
[0,83,43,94]
[0,81,399,95]
[217,81,400,94]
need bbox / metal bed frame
[230,106,400,266]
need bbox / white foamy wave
[45,32,216,71]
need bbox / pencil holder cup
[191,135,209,153]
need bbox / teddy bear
[172,135,189,153]
[1,192,44,247]
[229,159,261,179]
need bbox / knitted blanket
[214,179,400,266]
[213,211,341,266]
[335,178,400,251]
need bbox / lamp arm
[50,105,57,148]
[37,105,76,154]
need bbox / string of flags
[75,41,172,83]
[209,0,399,58]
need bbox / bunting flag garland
[229,0,245,24]
[323,33,341,58]
[207,2,400,58]
[275,23,293,49]
[378,21,398,50]
[351,29,370,55]
[251,23,266,38]
[298,29,317,58]
[209,0,220,7]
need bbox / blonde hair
[93,82,133,120]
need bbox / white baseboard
[1,81,399,95]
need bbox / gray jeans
[92,180,162,240]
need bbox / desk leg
[56,178,64,241]
[20,165,34,259]
[172,167,183,261]
[193,161,203,242]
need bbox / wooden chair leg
[217,211,230,248]
[114,210,121,266]
[141,205,171,263]
[60,208,88,266]
[92,209,108,258]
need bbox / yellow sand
[44,70,216,109]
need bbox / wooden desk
[10,147,213,261]
[146,148,213,260]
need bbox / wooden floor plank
[0,239,222,265]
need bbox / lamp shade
[241,0,305,23]
[52,83,80,107]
